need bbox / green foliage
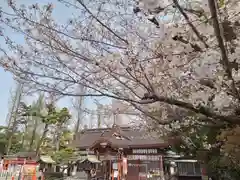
[0,128,7,154]
[52,148,75,164]
[58,108,71,124]
[0,127,25,154]
[171,123,240,179]
[4,94,73,167]
[207,153,240,180]
[21,99,71,126]
[171,125,212,156]
[24,102,71,125]
[7,94,73,159]
[52,128,74,164]
[60,130,73,149]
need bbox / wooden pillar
[118,152,122,180]
[110,160,113,180]
[117,161,120,180]
[159,155,164,180]
[122,157,127,180]
[138,158,140,180]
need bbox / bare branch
[75,0,129,44]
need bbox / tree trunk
[97,105,101,128]
[74,85,85,137]
[55,125,61,151]
[36,123,49,156]
[6,83,23,154]
[30,94,45,150]
[29,117,38,150]
[55,124,62,172]
[21,124,28,149]
[67,162,72,176]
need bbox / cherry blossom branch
[172,0,209,48]
[15,63,240,125]
[130,103,174,125]
[56,89,240,125]
[153,94,240,124]
[8,2,126,50]
[208,0,240,100]
[75,0,129,45]
[139,63,155,92]
[17,67,240,125]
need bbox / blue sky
[0,0,99,125]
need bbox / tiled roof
[72,126,169,149]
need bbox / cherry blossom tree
[1,0,240,165]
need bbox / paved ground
[64,176,87,180]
